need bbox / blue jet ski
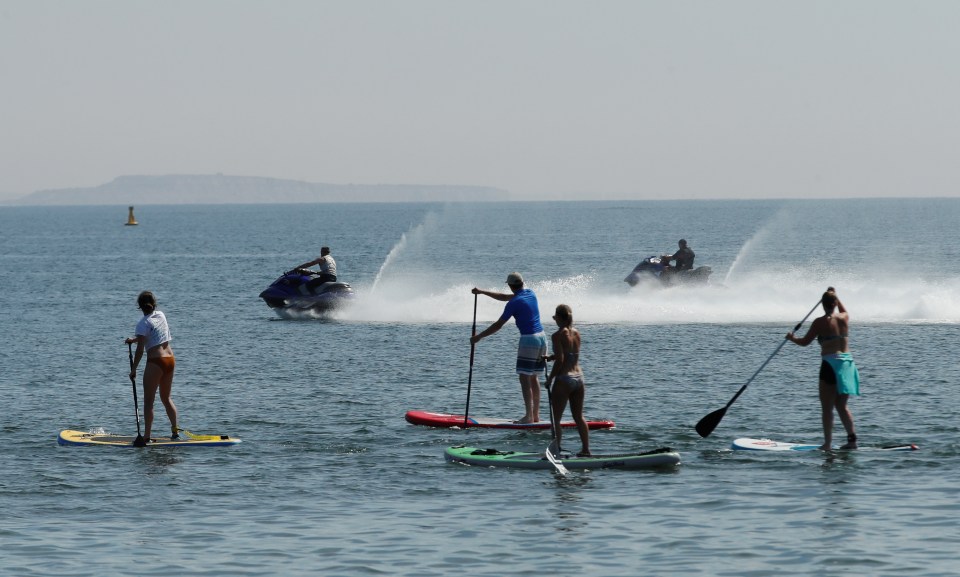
[259,269,355,315]
[624,256,712,287]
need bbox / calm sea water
[2,199,959,576]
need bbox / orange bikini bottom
[146,356,176,373]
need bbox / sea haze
[6,174,511,205]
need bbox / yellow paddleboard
[58,429,241,447]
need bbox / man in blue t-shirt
[471,272,547,424]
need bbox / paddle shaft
[695,297,823,438]
[543,363,569,475]
[544,365,559,442]
[720,333,791,411]
[127,342,144,441]
[731,301,822,406]
[462,293,478,428]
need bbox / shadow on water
[135,449,185,475]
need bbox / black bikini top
[817,333,848,344]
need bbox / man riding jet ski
[624,239,712,287]
[664,239,695,272]
[259,246,354,314]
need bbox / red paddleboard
[405,410,615,430]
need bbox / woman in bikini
[544,304,590,457]
[125,291,178,443]
[786,289,859,450]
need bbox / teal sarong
[822,353,860,396]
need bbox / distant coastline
[3,174,511,206]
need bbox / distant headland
[4,174,511,205]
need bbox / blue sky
[2,1,958,200]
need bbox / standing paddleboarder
[544,304,590,457]
[471,272,547,424]
[125,291,178,444]
[786,288,859,450]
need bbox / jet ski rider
[293,246,338,290]
[663,239,695,272]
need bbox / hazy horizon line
[1,172,957,205]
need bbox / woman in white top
[125,291,178,443]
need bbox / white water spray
[370,212,438,294]
[724,230,770,285]
[339,204,960,325]
[724,208,794,284]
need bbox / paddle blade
[695,407,727,438]
[545,448,569,476]
[176,428,224,441]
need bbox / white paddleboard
[732,438,918,452]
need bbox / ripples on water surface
[2,200,959,576]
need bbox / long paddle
[462,293,478,428]
[543,363,569,476]
[127,342,146,447]
[694,296,824,438]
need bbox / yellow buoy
[125,206,138,226]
